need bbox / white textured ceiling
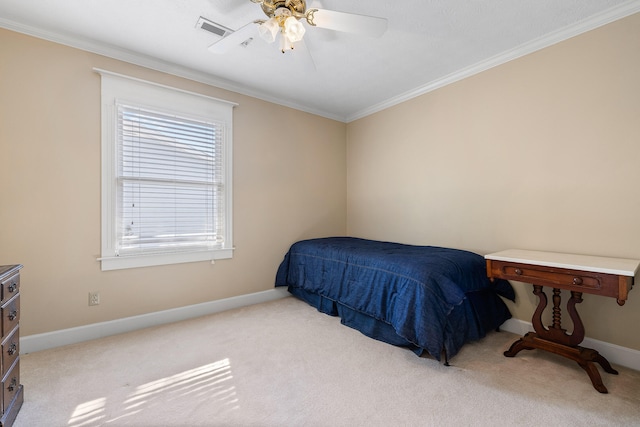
[1,0,639,122]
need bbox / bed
[275,237,515,364]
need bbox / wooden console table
[485,249,639,393]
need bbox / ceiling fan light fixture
[283,16,305,42]
[211,0,387,56]
[258,17,279,43]
[241,0,387,55]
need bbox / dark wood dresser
[0,265,22,427]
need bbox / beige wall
[0,29,347,336]
[2,12,639,351]
[347,14,640,350]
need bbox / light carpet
[14,296,640,426]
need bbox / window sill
[99,248,233,271]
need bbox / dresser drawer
[1,295,19,339]
[0,274,19,306]
[1,360,19,414]
[0,328,18,377]
[488,260,625,299]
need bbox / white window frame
[96,69,236,271]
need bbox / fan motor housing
[261,0,306,17]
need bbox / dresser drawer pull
[7,377,17,392]
[8,310,18,321]
[514,268,523,275]
[7,342,17,356]
[573,277,583,285]
[7,283,17,293]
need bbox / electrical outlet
[89,291,100,306]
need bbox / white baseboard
[21,287,290,354]
[21,291,640,372]
[500,318,640,372]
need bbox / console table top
[485,249,639,277]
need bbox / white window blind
[98,69,235,270]
[116,104,225,255]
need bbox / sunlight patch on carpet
[68,397,107,426]
[68,359,239,426]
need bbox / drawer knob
[8,310,17,321]
[7,342,17,356]
[573,277,583,285]
[514,268,523,275]
[7,283,16,293]
[7,377,17,392]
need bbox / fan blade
[208,22,258,54]
[307,9,387,38]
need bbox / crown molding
[2,1,639,124]
[0,17,344,122]
[346,1,640,122]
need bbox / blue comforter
[275,237,514,361]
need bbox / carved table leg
[504,285,617,393]
[503,333,535,357]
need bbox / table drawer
[0,273,19,305]
[1,359,19,414]
[488,260,622,298]
[1,295,19,339]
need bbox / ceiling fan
[208,0,387,54]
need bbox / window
[97,70,235,270]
